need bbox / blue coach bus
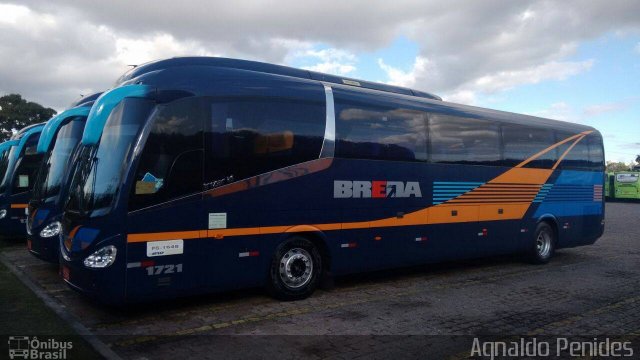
[0,140,20,222]
[0,139,19,181]
[0,123,45,238]
[59,57,605,303]
[27,93,101,261]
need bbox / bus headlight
[84,245,117,268]
[0,209,6,219]
[39,221,61,238]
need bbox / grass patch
[0,258,102,358]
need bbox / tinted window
[501,124,556,168]
[66,98,155,216]
[335,101,428,162]
[616,173,638,183]
[33,118,85,202]
[430,114,501,165]
[129,97,204,211]
[11,133,43,194]
[587,133,604,171]
[206,98,324,184]
[557,131,590,170]
[0,151,8,174]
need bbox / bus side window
[333,99,428,162]
[501,124,555,168]
[128,97,204,211]
[205,98,325,184]
[429,114,500,166]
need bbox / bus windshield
[32,118,86,203]
[66,98,154,217]
[0,146,20,194]
[0,150,10,184]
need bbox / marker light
[0,209,6,219]
[83,245,117,268]
[39,221,61,238]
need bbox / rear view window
[587,133,604,171]
[616,174,638,183]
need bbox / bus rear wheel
[268,237,322,301]
[527,222,556,264]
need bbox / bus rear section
[0,124,45,238]
[613,172,640,200]
[27,104,94,262]
[58,57,605,304]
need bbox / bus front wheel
[527,222,556,264]
[267,236,322,301]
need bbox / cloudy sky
[1,0,639,162]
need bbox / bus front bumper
[60,239,127,305]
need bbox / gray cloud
[399,1,640,96]
[1,0,640,110]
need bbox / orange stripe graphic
[126,132,595,243]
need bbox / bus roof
[116,56,442,101]
[0,140,19,154]
[115,56,594,134]
[36,102,94,154]
[10,122,46,141]
[69,92,103,108]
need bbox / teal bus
[27,93,101,261]
[0,123,45,237]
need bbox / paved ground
[2,202,640,359]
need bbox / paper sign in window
[135,181,156,194]
[18,175,29,188]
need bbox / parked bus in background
[0,140,19,180]
[0,123,45,238]
[605,172,614,199]
[27,93,101,262]
[59,57,605,304]
[611,172,640,200]
[0,140,20,222]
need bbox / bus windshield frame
[65,98,155,218]
[0,145,20,194]
[32,117,86,204]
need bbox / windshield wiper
[32,161,51,204]
[84,156,99,217]
[68,149,94,217]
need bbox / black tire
[527,222,556,264]
[267,236,322,301]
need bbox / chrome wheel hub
[536,230,552,258]
[279,248,313,289]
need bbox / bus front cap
[81,84,153,146]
